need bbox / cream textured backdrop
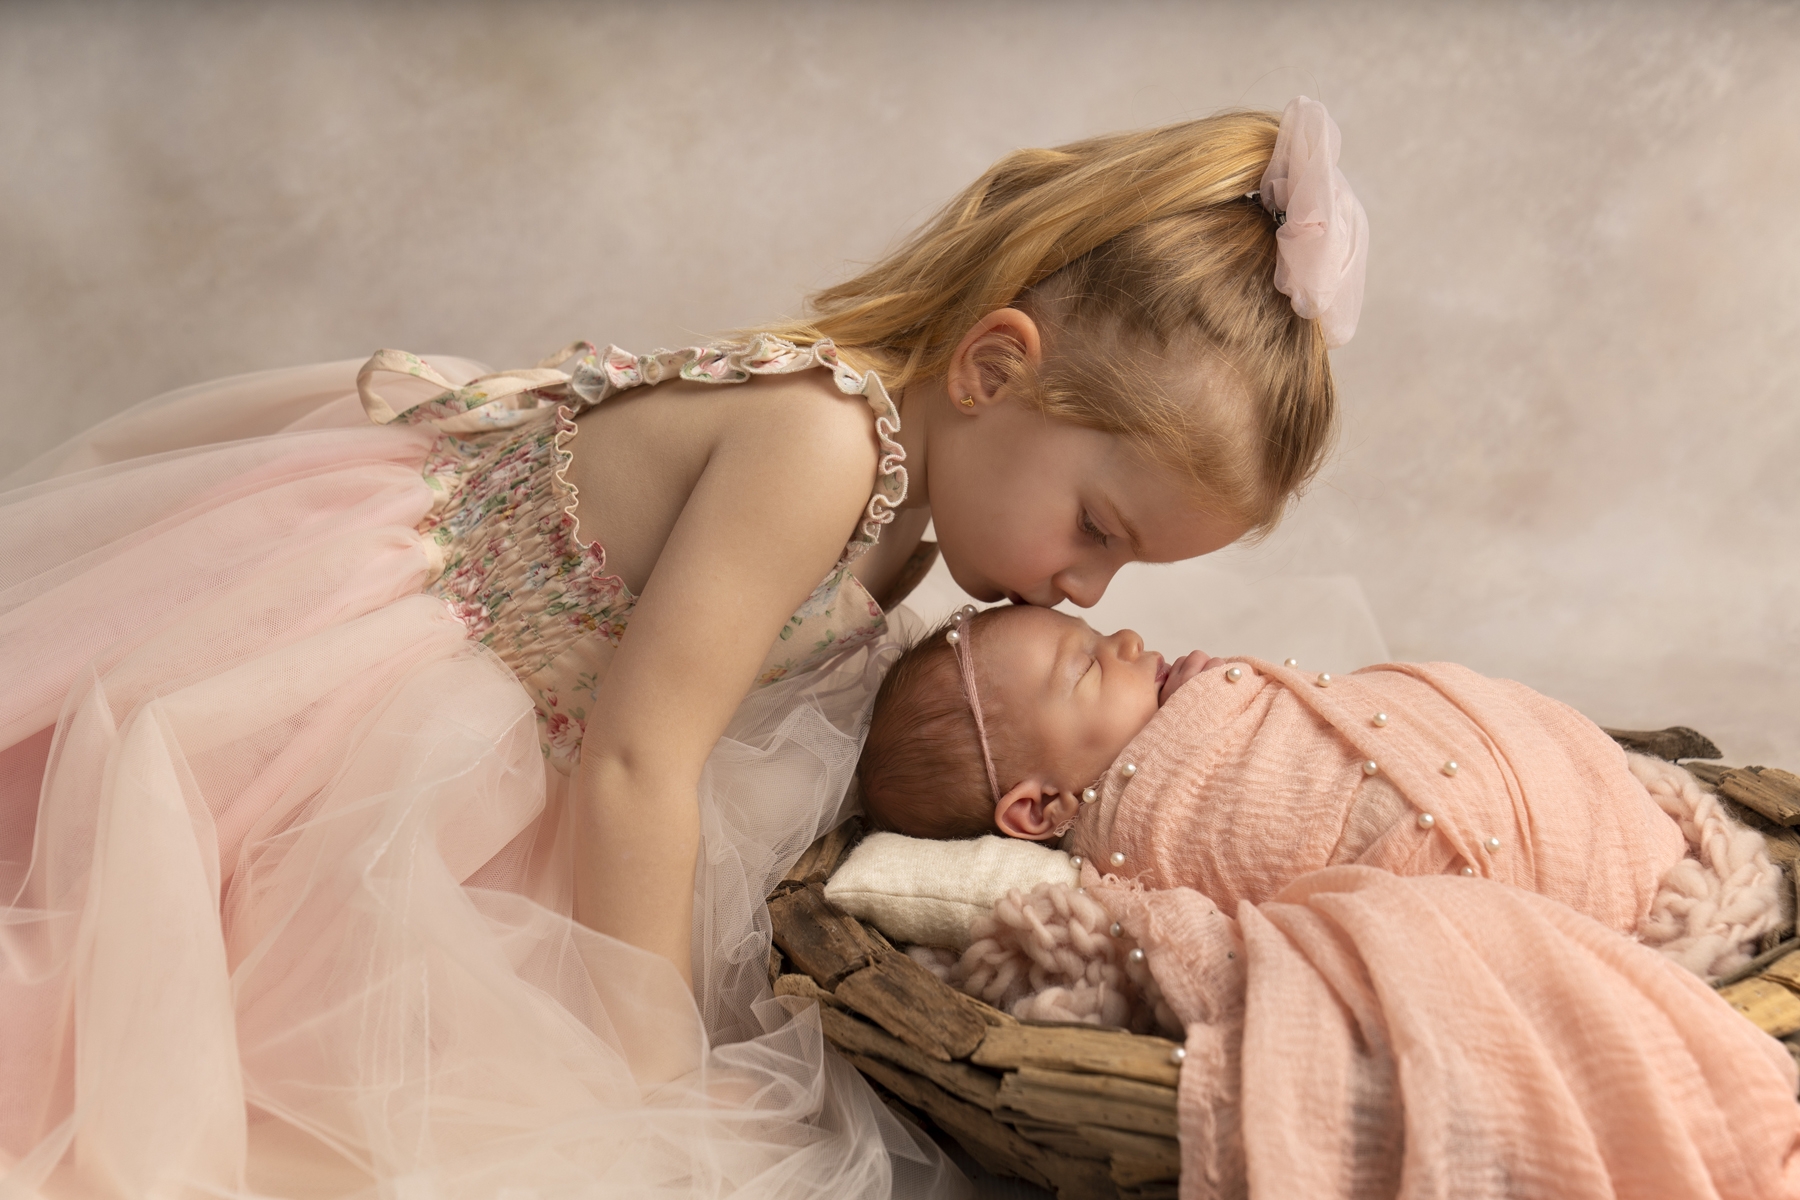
[3,0,1796,765]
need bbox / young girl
[857,603,1781,975]
[0,100,1365,1197]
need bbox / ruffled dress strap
[356,341,596,430]
[356,334,907,560]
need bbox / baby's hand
[1158,651,1215,706]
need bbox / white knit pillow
[823,832,1079,950]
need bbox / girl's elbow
[577,741,700,800]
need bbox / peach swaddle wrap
[1093,865,1800,1200]
[1066,657,1689,933]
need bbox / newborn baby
[858,603,1728,939]
[856,606,1798,1195]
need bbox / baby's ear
[993,779,1067,841]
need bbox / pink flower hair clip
[1249,96,1370,350]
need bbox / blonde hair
[762,110,1337,532]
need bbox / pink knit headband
[1255,96,1370,349]
[946,605,1002,804]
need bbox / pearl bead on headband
[1249,96,1370,350]
[945,606,1002,804]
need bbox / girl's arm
[569,380,882,985]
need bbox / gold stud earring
[958,395,976,409]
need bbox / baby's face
[976,606,1216,794]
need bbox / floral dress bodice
[357,335,906,771]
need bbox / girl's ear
[946,308,1043,412]
[993,778,1077,841]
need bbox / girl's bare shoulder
[720,368,884,458]
[564,367,884,591]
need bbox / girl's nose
[1054,560,1119,609]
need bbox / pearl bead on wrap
[1485,836,1501,852]
[1417,812,1436,830]
[1081,787,1097,804]
[1316,672,1332,687]
[1110,922,1122,938]
[1461,866,1475,876]
[1372,712,1388,727]
[1120,762,1137,778]
[1363,760,1379,776]
[1070,855,1083,869]
[945,628,960,644]
[1443,760,1460,776]
[1129,948,1146,963]
[1110,851,1126,867]
[1284,657,1300,667]
[1225,666,1243,682]
[1169,1046,1187,1065]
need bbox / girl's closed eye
[1078,508,1109,547]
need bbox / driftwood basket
[768,819,1183,1200]
[767,727,1800,1199]
[1681,749,1800,1048]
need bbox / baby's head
[857,605,1217,841]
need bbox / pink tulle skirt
[0,362,959,1198]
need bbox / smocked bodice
[357,335,906,770]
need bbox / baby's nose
[1110,629,1145,659]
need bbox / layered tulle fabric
[0,363,963,1199]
